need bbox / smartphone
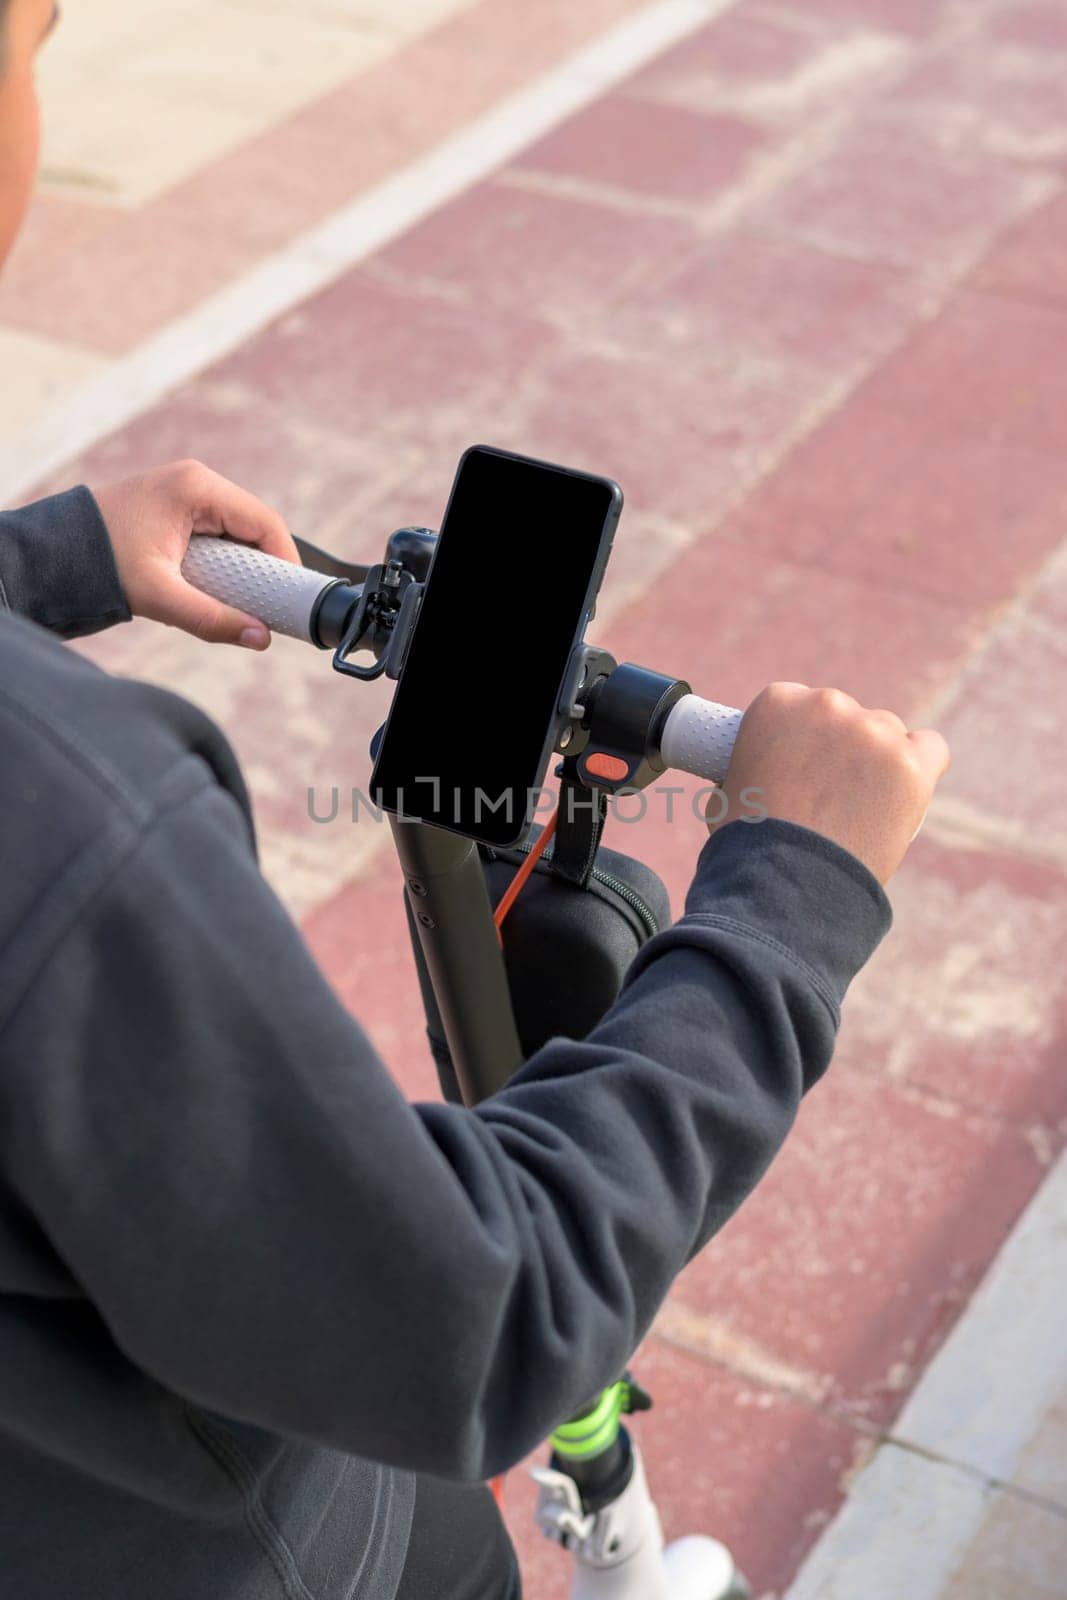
[369,444,623,848]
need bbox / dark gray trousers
[394,1476,522,1600]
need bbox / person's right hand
[708,683,950,885]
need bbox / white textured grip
[660,694,743,785]
[181,536,336,642]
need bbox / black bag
[480,826,670,1059]
[407,805,671,1105]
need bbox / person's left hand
[91,459,300,650]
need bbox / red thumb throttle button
[584,752,631,782]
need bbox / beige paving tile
[787,1445,992,1600]
[226,0,472,39]
[37,0,476,206]
[0,328,107,436]
[940,1490,1067,1600]
[1009,1377,1067,1512]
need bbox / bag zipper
[588,863,661,941]
[513,842,661,942]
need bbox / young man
[0,2,949,1597]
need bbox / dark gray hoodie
[0,487,890,1598]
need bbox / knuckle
[812,686,855,719]
[167,459,207,497]
[903,742,928,778]
[862,716,901,750]
[887,743,925,795]
[760,681,807,710]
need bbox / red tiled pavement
[605,228,925,382]
[669,1063,1049,1424]
[515,98,769,203]
[370,179,702,332]
[215,272,561,461]
[839,838,1067,1129]
[932,549,1067,850]
[37,265,565,538]
[719,404,1067,608]
[763,0,979,39]
[853,291,1067,456]
[626,4,902,123]
[601,530,981,722]
[520,342,817,521]
[40,0,1067,1591]
[988,0,1067,53]
[880,24,1067,168]
[971,190,1067,308]
[747,107,1055,278]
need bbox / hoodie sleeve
[0,760,890,1482]
[0,487,131,638]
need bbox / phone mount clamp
[327,527,437,682]
[549,652,692,888]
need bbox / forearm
[431,818,890,1473]
[0,487,131,638]
[4,783,888,1483]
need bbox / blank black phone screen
[370,446,620,846]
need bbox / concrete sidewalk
[3,1,1066,1595]
[787,1148,1067,1600]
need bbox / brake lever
[293,535,371,586]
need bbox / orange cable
[492,808,558,939]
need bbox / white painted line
[785,1149,1067,1600]
[0,0,740,506]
